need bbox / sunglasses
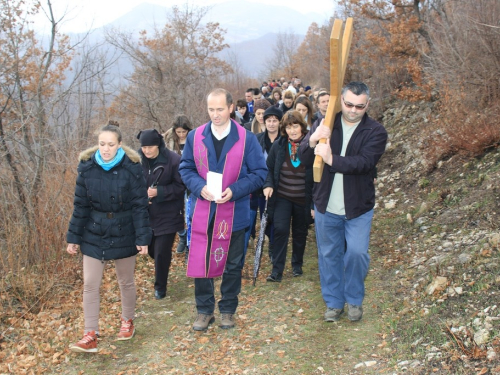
[342,97,368,110]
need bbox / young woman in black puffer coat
[66,123,152,353]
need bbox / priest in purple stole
[179,88,267,331]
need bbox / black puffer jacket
[66,145,152,261]
[263,137,313,224]
[138,138,185,236]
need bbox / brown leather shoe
[220,313,235,329]
[193,314,215,331]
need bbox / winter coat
[246,130,280,210]
[179,120,268,232]
[66,146,152,261]
[312,110,323,126]
[163,128,176,151]
[298,112,387,219]
[138,139,186,236]
[256,130,280,157]
[263,137,314,224]
[279,102,293,115]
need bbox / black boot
[176,232,187,254]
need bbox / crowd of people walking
[65,78,387,352]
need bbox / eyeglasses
[342,97,368,110]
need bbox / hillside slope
[1,101,499,374]
[372,101,500,374]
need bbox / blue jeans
[314,209,374,308]
[194,227,245,315]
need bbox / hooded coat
[138,136,186,236]
[66,145,152,261]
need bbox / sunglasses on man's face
[342,97,368,110]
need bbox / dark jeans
[271,196,308,274]
[194,224,245,315]
[148,233,176,293]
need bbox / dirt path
[54,227,396,375]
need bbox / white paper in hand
[207,171,223,200]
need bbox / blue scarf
[95,148,125,171]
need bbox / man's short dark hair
[236,99,247,108]
[252,88,261,95]
[317,91,330,103]
[246,88,254,94]
[208,88,233,106]
[341,82,370,97]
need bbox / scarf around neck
[95,147,125,171]
[288,135,304,167]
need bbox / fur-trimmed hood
[78,145,141,163]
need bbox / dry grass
[0,229,393,374]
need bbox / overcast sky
[38,0,336,33]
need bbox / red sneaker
[117,317,135,340]
[69,331,98,353]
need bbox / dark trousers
[271,196,308,274]
[148,233,176,293]
[194,223,245,315]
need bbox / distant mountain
[223,33,306,77]
[202,1,324,43]
[70,1,325,43]
[101,3,170,35]
[62,1,324,83]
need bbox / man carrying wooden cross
[299,82,387,322]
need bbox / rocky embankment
[372,102,500,373]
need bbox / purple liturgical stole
[187,121,246,278]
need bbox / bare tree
[425,0,500,104]
[0,0,119,271]
[265,30,300,80]
[0,0,73,262]
[106,4,232,133]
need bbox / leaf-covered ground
[3,103,500,374]
[1,227,395,375]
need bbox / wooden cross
[313,18,353,182]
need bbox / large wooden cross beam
[313,18,353,182]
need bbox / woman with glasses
[263,110,313,282]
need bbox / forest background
[1,0,500,373]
